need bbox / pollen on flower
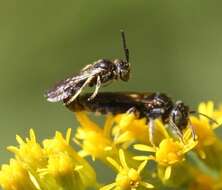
[100,149,154,190]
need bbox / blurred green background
[1,0,222,172]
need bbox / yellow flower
[7,129,47,170]
[112,113,148,146]
[190,101,222,159]
[38,152,86,190]
[0,159,40,190]
[112,113,169,147]
[42,128,97,189]
[74,112,117,161]
[100,149,154,190]
[197,101,222,127]
[1,128,97,190]
[2,100,222,190]
[134,136,197,181]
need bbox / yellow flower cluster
[0,129,96,190]
[1,101,222,190]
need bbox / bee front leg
[169,120,184,143]
[188,119,197,140]
[65,76,94,105]
[88,76,101,101]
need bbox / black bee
[45,31,130,105]
[65,92,218,145]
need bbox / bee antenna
[190,110,219,125]
[120,30,129,62]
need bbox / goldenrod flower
[100,149,154,190]
[112,113,169,147]
[134,136,197,181]
[38,152,86,190]
[190,101,222,161]
[1,100,222,190]
[197,101,222,127]
[7,129,47,170]
[42,128,97,189]
[0,128,97,190]
[74,112,117,161]
[0,159,40,190]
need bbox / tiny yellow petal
[65,128,72,144]
[164,166,172,180]
[119,149,128,170]
[114,131,132,144]
[134,144,156,152]
[29,129,36,142]
[103,114,114,137]
[107,157,122,172]
[137,160,147,174]
[133,156,154,161]
[28,171,41,190]
[78,150,89,157]
[140,181,154,188]
[104,146,112,151]
[74,165,83,171]
[16,135,24,145]
[100,182,116,190]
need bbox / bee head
[114,59,130,81]
[170,101,189,131]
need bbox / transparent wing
[45,68,103,102]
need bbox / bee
[64,92,218,145]
[45,31,130,105]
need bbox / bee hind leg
[88,76,101,101]
[65,76,94,105]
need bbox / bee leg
[126,107,140,118]
[148,119,156,147]
[188,119,197,140]
[65,76,94,105]
[81,64,92,71]
[88,76,101,101]
[169,120,184,143]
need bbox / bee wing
[45,68,104,102]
